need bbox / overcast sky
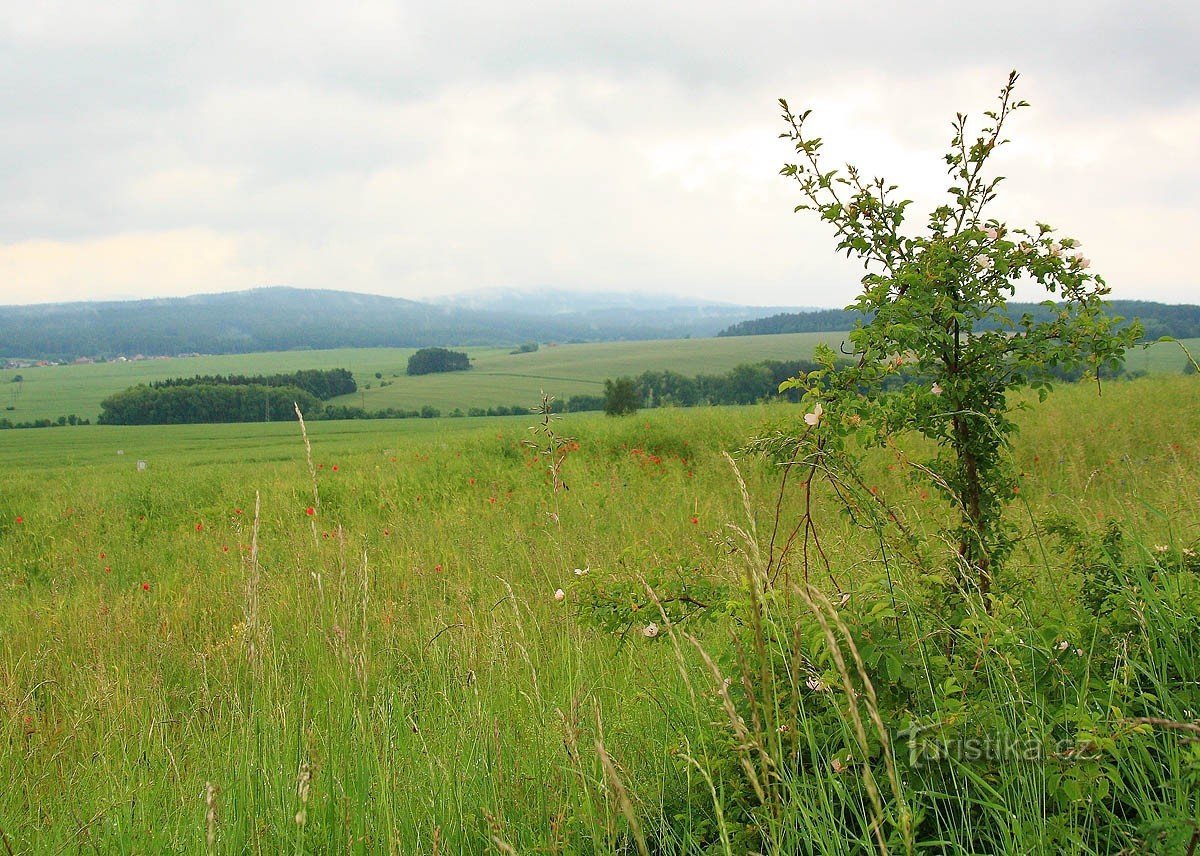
[0,1,1196,308]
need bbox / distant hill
[718,301,1200,340]
[0,287,799,361]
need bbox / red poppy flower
[434,564,443,572]
[195,523,203,532]
[141,582,150,591]
[306,506,315,516]
[331,465,339,472]
[14,516,23,524]
[690,516,699,525]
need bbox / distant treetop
[407,347,471,376]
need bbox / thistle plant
[779,72,1141,602]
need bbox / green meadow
[1,373,1198,852]
[5,333,1195,424]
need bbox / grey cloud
[0,0,1196,305]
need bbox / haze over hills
[716,301,1200,340]
[5,286,1195,365]
[0,287,803,362]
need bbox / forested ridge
[718,300,1200,339]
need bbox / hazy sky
[1,1,1197,308]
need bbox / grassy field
[1,374,1197,852]
[4,333,1195,424]
[0,333,843,423]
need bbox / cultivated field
[3,333,1195,424]
[1,374,1197,852]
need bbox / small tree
[780,72,1140,601]
[603,377,640,416]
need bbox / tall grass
[0,375,1196,852]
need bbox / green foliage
[602,377,639,416]
[778,72,1142,597]
[150,367,356,399]
[98,383,322,425]
[406,347,471,376]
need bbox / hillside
[3,333,1194,425]
[0,287,796,362]
[0,333,848,423]
[718,300,1200,339]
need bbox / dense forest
[98,384,323,425]
[98,368,354,425]
[718,300,1200,339]
[149,368,357,399]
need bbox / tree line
[718,300,1200,340]
[150,368,356,399]
[98,384,324,425]
[67,355,1152,428]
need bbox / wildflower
[234,508,243,516]
[434,564,442,573]
[142,582,151,591]
[195,523,203,532]
[1074,648,1084,657]
[1071,254,1091,269]
[804,402,824,427]
[554,588,565,602]
[1154,544,1169,554]
[14,516,23,524]
[931,382,943,396]
[573,567,589,576]
[305,506,315,516]
[642,622,659,638]
[806,675,830,692]
[1056,640,1070,651]
[974,254,994,271]
[690,515,699,525]
[1049,242,1063,257]
[984,226,1000,240]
